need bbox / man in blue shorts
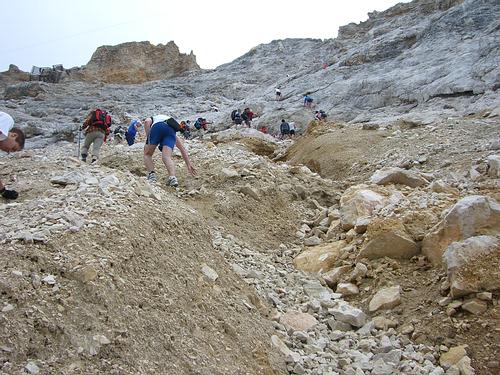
[143,115,197,187]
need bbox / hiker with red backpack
[80,109,112,163]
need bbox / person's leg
[91,132,105,160]
[161,146,176,177]
[81,133,93,161]
[144,144,156,172]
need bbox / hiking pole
[77,126,81,158]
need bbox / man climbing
[303,94,314,108]
[125,119,142,146]
[0,111,26,200]
[143,114,196,187]
[241,108,255,128]
[81,109,112,163]
[275,88,282,101]
[289,121,296,137]
[280,119,290,139]
[194,118,211,131]
[231,109,242,125]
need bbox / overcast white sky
[0,0,411,72]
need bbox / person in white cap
[0,111,26,199]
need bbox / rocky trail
[1,115,498,374]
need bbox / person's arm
[143,118,152,138]
[81,115,91,130]
[175,137,197,176]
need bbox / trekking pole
[77,126,81,158]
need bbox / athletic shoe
[167,176,178,187]
[147,171,157,183]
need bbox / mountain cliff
[80,41,200,84]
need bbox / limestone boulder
[370,167,428,188]
[280,311,318,332]
[322,265,351,288]
[339,184,403,230]
[293,241,347,273]
[328,303,366,327]
[369,286,402,312]
[422,195,500,265]
[443,235,500,298]
[358,218,419,260]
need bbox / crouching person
[143,115,196,187]
[0,112,26,200]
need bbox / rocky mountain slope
[0,0,499,374]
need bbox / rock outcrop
[82,41,200,84]
[422,195,500,265]
[0,64,29,89]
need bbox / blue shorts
[147,121,176,151]
[125,132,135,146]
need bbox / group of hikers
[230,107,255,127]
[1,89,329,196]
[77,109,198,187]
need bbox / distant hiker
[210,105,219,112]
[304,94,314,108]
[231,109,242,125]
[143,115,196,187]
[280,119,290,139]
[289,121,296,137]
[259,126,268,134]
[125,119,142,146]
[0,112,25,200]
[179,120,191,139]
[80,109,112,163]
[241,108,255,128]
[194,117,210,131]
[315,110,327,121]
[113,125,126,143]
[275,88,282,101]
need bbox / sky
[0,0,411,72]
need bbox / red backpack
[91,109,112,131]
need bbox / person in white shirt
[0,112,26,199]
[289,121,296,137]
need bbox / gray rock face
[4,82,48,100]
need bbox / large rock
[443,235,500,298]
[0,64,30,88]
[82,41,200,83]
[280,311,318,332]
[369,286,402,312]
[4,81,48,99]
[439,345,468,367]
[358,218,419,260]
[328,303,366,327]
[293,241,347,273]
[370,167,428,188]
[339,185,402,230]
[422,196,500,265]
